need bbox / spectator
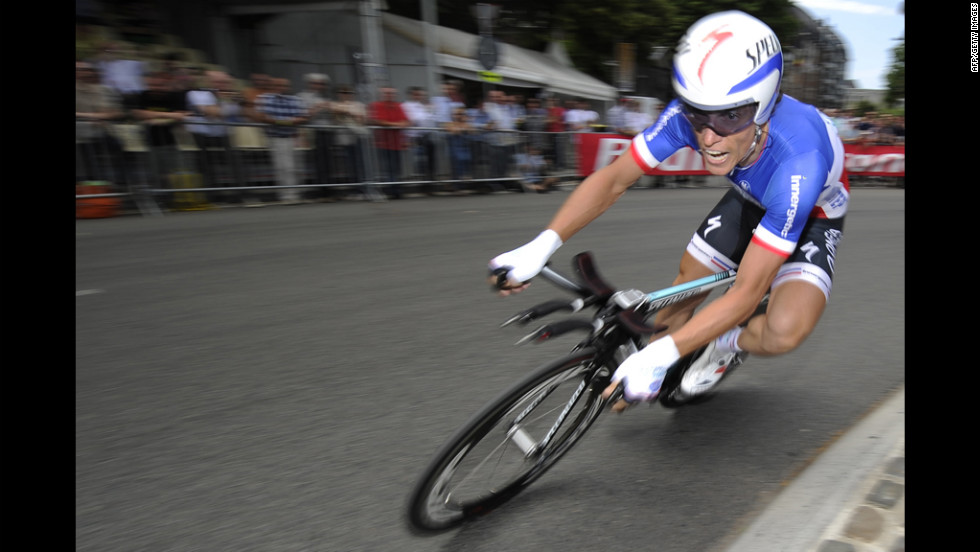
[255,77,310,204]
[606,96,629,135]
[563,99,595,182]
[854,111,879,146]
[402,87,445,189]
[523,96,549,155]
[444,106,477,190]
[96,40,146,110]
[828,108,860,144]
[880,114,905,146]
[483,88,519,189]
[431,80,465,128]
[242,73,272,123]
[76,60,127,185]
[171,64,201,96]
[514,144,558,193]
[622,98,653,137]
[466,98,492,129]
[185,70,245,202]
[130,70,193,192]
[402,86,440,187]
[562,98,583,131]
[578,100,600,131]
[330,84,369,191]
[466,99,494,182]
[368,86,410,198]
[297,73,335,198]
[544,96,567,171]
[508,94,527,130]
[159,52,197,95]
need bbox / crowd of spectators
[77,4,904,209]
[75,30,618,205]
[824,108,905,147]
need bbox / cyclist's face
[693,117,763,175]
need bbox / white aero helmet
[672,11,783,125]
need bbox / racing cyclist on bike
[488,10,848,411]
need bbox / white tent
[382,12,619,102]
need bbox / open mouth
[702,150,730,164]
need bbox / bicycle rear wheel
[407,347,611,532]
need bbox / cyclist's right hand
[602,336,681,412]
[487,229,563,296]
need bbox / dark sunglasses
[681,102,758,136]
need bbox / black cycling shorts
[686,188,845,300]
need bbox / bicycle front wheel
[407,347,611,532]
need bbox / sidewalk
[723,385,905,552]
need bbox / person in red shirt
[544,96,567,172]
[369,86,410,198]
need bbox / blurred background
[76,0,905,113]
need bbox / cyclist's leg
[651,251,716,334]
[653,188,761,336]
[734,217,843,356]
[738,279,825,356]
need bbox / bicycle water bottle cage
[572,252,615,301]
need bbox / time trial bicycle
[407,251,768,532]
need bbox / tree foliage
[884,38,904,108]
[385,0,802,84]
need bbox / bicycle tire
[407,347,611,532]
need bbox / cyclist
[488,10,848,411]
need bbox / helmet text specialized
[745,34,780,71]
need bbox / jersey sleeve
[629,100,695,173]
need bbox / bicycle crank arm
[514,319,595,345]
[501,298,587,327]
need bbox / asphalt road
[76,186,905,552]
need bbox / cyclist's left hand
[601,336,680,413]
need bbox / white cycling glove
[488,229,563,286]
[610,336,681,403]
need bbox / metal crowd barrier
[75,118,587,217]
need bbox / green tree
[386,0,801,85]
[884,38,904,108]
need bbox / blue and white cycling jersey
[630,95,849,258]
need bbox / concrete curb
[723,385,905,552]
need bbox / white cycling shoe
[679,339,741,397]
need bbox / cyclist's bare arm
[669,241,782,358]
[546,150,646,242]
[491,151,646,294]
[600,241,782,411]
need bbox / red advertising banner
[841,144,905,176]
[576,133,905,177]
[576,134,709,177]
